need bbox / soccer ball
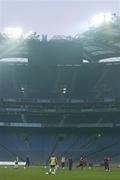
[45,172,49,175]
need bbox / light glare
[4,27,23,39]
[91,12,112,27]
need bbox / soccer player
[49,154,57,175]
[68,155,73,171]
[14,156,19,169]
[61,155,65,169]
[77,156,84,169]
[104,157,110,172]
[25,156,30,167]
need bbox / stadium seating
[0,129,120,164]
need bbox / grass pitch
[1,166,120,180]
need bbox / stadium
[1,10,120,180]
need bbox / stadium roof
[1,14,120,64]
[80,16,120,63]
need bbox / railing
[0,97,117,103]
[0,122,117,128]
[0,98,120,114]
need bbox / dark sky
[0,0,120,37]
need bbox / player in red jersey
[77,156,84,169]
[104,157,110,172]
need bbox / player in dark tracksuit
[25,156,30,167]
[68,156,73,171]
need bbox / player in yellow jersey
[49,154,57,175]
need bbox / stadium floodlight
[91,12,112,27]
[62,87,67,94]
[3,27,23,39]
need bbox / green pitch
[1,166,120,180]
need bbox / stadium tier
[0,63,120,99]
